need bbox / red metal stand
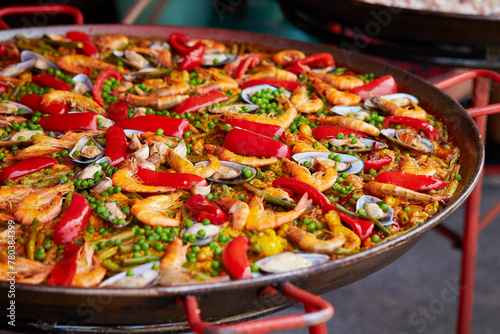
[435,69,500,334]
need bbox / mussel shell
[328,137,387,153]
[210,103,259,114]
[0,138,34,148]
[381,93,419,104]
[99,262,159,288]
[355,195,394,225]
[381,128,434,154]
[202,53,237,66]
[197,161,257,184]
[75,156,112,188]
[72,74,94,90]
[292,151,364,174]
[97,115,115,129]
[0,101,33,115]
[240,84,279,104]
[20,50,60,70]
[0,59,35,77]
[69,136,105,164]
[252,252,329,277]
[330,106,370,121]
[183,223,222,246]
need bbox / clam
[240,84,291,105]
[69,136,105,164]
[72,74,93,94]
[0,59,36,77]
[381,93,419,104]
[0,101,33,115]
[292,151,364,174]
[20,50,60,70]
[99,262,159,288]
[183,223,222,246]
[328,136,387,153]
[75,157,111,189]
[210,103,259,114]
[330,106,371,120]
[103,201,133,228]
[202,53,237,67]
[252,252,329,277]
[356,195,394,225]
[381,128,434,154]
[196,161,257,184]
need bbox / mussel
[292,151,364,175]
[99,262,159,288]
[328,136,387,153]
[381,128,434,154]
[0,129,41,147]
[183,223,222,246]
[252,252,329,277]
[113,50,150,70]
[240,84,290,105]
[202,53,237,67]
[96,115,115,129]
[209,103,259,114]
[355,195,394,225]
[196,161,257,184]
[69,136,105,164]
[0,101,33,115]
[72,74,93,95]
[102,201,133,228]
[330,106,370,120]
[0,59,35,77]
[20,50,60,70]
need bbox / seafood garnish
[0,59,35,77]
[240,84,290,104]
[20,50,60,70]
[69,136,105,164]
[72,73,94,94]
[328,137,387,153]
[0,101,32,115]
[356,195,394,225]
[202,53,237,66]
[210,103,259,114]
[196,161,257,184]
[99,262,159,288]
[292,151,364,174]
[252,252,329,277]
[330,106,371,120]
[380,93,419,104]
[381,128,434,154]
[183,223,222,245]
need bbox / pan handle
[434,69,500,118]
[0,5,84,29]
[185,283,334,334]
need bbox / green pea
[198,229,206,237]
[337,177,344,184]
[357,208,366,215]
[202,218,211,226]
[371,234,381,243]
[404,206,412,212]
[336,133,344,139]
[156,128,164,136]
[155,243,164,251]
[369,168,377,176]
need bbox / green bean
[335,204,391,236]
[44,245,58,264]
[122,255,162,267]
[42,37,83,49]
[444,180,459,197]
[97,246,118,260]
[27,218,40,260]
[119,244,134,254]
[332,247,359,255]
[91,230,135,246]
[243,183,296,209]
[102,259,128,272]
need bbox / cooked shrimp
[112,164,174,193]
[0,115,27,128]
[0,187,37,211]
[127,47,172,68]
[225,103,297,128]
[188,38,227,54]
[194,67,238,94]
[290,86,324,114]
[239,66,297,83]
[0,213,15,222]
[117,91,188,110]
[15,134,82,160]
[57,54,117,75]
[166,148,220,179]
[72,241,107,287]
[14,182,72,225]
[364,182,451,203]
[149,78,190,96]
[283,131,329,154]
[245,193,312,231]
[287,226,346,254]
[263,187,295,202]
[204,144,278,167]
[95,35,129,53]
[219,197,250,230]
[272,50,306,66]
[282,159,337,192]
[311,78,361,106]
[131,193,183,227]
[0,256,52,284]
[0,102,19,114]
[364,95,427,120]
[399,155,437,176]
[309,71,364,90]
[41,91,106,116]
[324,211,360,250]
[308,115,380,137]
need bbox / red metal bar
[478,200,500,232]
[185,283,334,334]
[0,5,84,29]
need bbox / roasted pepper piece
[32,74,72,91]
[376,171,447,191]
[223,119,284,139]
[185,194,228,225]
[222,235,251,280]
[172,90,228,115]
[382,116,439,141]
[93,69,123,107]
[53,193,92,245]
[116,115,189,138]
[222,128,291,159]
[233,54,260,79]
[47,242,80,286]
[363,156,393,172]
[137,167,208,190]
[349,75,398,100]
[289,53,335,75]
[37,112,97,131]
[178,42,204,72]
[105,125,127,167]
[0,156,58,184]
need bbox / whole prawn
[204,144,278,167]
[131,193,183,227]
[41,91,107,116]
[308,115,380,137]
[365,95,427,120]
[282,159,338,192]
[364,182,451,204]
[309,71,364,91]
[290,86,324,114]
[311,78,360,106]
[194,67,239,95]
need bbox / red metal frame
[185,283,334,334]
[0,5,84,29]
[435,69,500,334]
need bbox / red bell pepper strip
[312,125,368,140]
[223,128,291,159]
[185,194,228,225]
[363,156,393,172]
[105,125,127,167]
[19,94,42,111]
[223,119,284,139]
[0,83,7,95]
[137,167,208,190]
[273,177,331,210]
[48,242,80,286]
[0,45,6,58]
[382,116,439,141]
[336,211,374,243]
[66,31,99,58]
[338,189,355,207]
[31,74,72,91]
[222,235,251,280]
[240,79,303,91]
[376,171,447,191]
[172,90,228,115]
[53,193,92,245]
[116,115,189,138]
[179,42,204,72]
[108,100,128,123]
[0,156,58,184]
[93,69,123,107]
[168,32,193,55]
[349,75,398,100]
[233,54,260,79]
[43,101,69,115]
[289,53,335,75]
[37,112,97,131]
